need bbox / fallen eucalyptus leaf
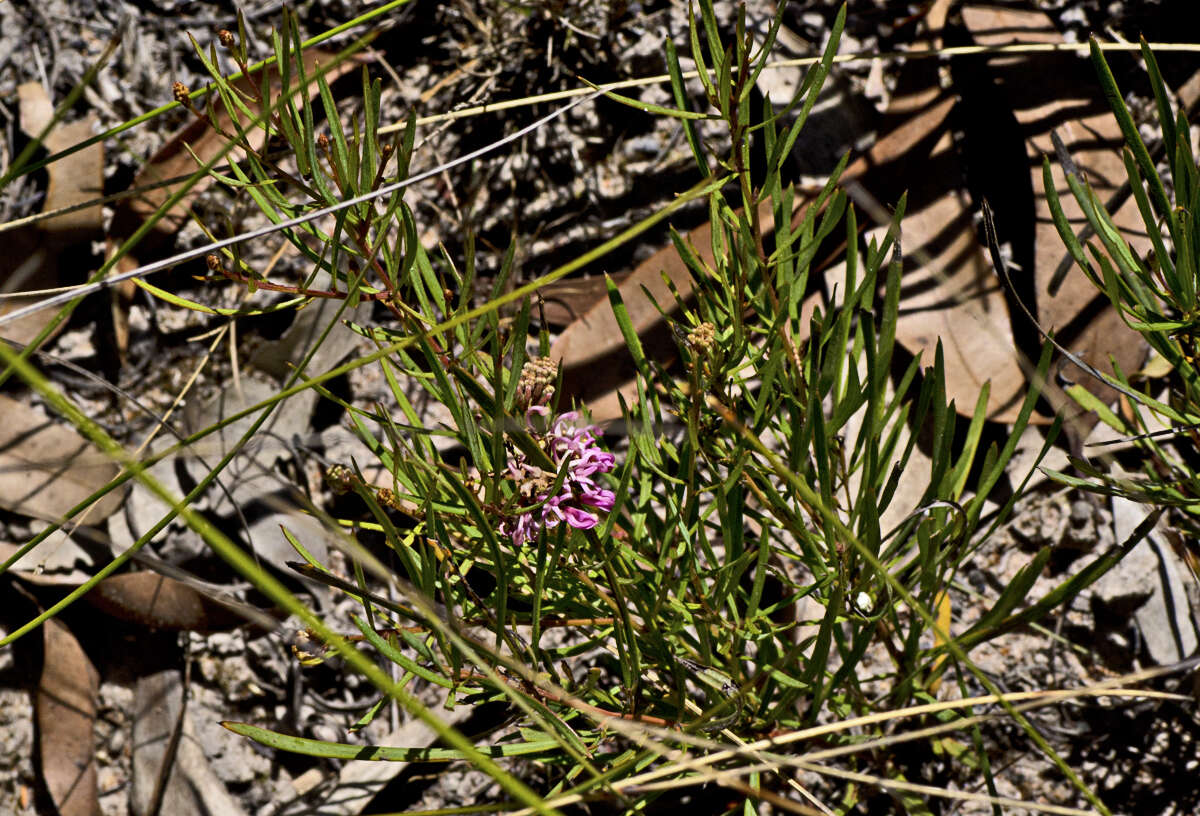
[963,5,1157,432]
[37,617,100,816]
[864,0,1031,423]
[0,524,111,586]
[552,200,775,423]
[0,395,125,524]
[86,570,274,633]
[108,48,364,254]
[2,83,104,345]
[132,668,247,816]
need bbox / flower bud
[515,356,559,412]
[324,464,359,494]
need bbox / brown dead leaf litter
[2,0,1200,814]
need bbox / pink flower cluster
[501,407,617,547]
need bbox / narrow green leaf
[222,721,560,761]
[666,39,709,176]
[1139,38,1177,177]
[1090,37,1173,234]
[688,2,717,105]
[957,546,1052,647]
[778,5,844,165]
[606,274,651,381]
[581,78,712,121]
[956,510,1162,654]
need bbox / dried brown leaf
[108,48,363,253]
[537,272,630,328]
[2,84,104,345]
[0,228,55,346]
[549,3,1031,423]
[85,571,255,633]
[0,528,109,587]
[132,669,246,816]
[37,617,100,816]
[860,0,1031,423]
[963,5,1151,435]
[0,395,125,523]
[17,83,104,237]
[875,99,1030,422]
[551,194,831,423]
[551,204,759,421]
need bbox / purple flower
[580,487,615,510]
[561,506,600,529]
[499,410,617,545]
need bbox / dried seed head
[686,322,716,353]
[218,29,235,49]
[380,143,395,160]
[376,487,403,511]
[172,81,191,105]
[205,253,223,272]
[317,133,330,152]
